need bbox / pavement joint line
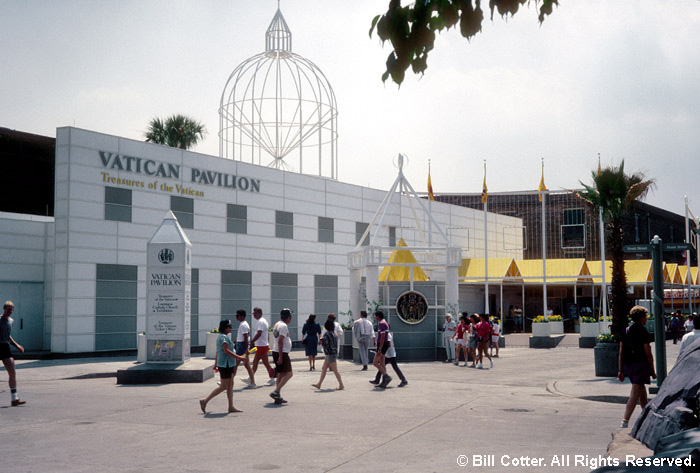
[323,395,479,473]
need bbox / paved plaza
[1,336,683,472]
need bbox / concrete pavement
[1,336,683,472]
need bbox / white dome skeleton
[219,5,338,178]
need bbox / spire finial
[266,3,292,52]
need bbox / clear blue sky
[3,0,700,218]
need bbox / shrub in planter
[594,333,620,377]
[531,316,551,337]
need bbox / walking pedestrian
[475,313,494,369]
[199,320,247,414]
[301,314,321,371]
[372,310,392,388]
[233,309,256,387]
[618,306,656,428]
[352,310,375,370]
[1,301,25,406]
[242,307,276,387]
[452,315,468,366]
[269,309,294,404]
[370,331,407,387]
[490,316,501,358]
[467,314,479,367]
[669,312,681,344]
[321,313,343,360]
[312,319,345,390]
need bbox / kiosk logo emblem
[158,248,175,264]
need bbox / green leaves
[371,0,557,85]
[145,114,207,150]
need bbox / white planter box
[137,333,147,362]
[599,321,611,334]
[550,321,564,334]
[580,323,600,338]
[205,332,221,359]
[531,323,551,337]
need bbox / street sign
[624,242,692,253]
[663,243,692,252]
[623,244,651,253]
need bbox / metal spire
[266,3,292,52]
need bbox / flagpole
[428,160,432,248]
[598,154,608,329]
[541,159,547,319]
[483,160,489,315]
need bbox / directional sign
[663,243,692,252]
[623,244,652,253]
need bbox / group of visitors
[200,307,291,412]
[667,311,697,344]
[444,313,497,369]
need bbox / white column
[366,265,379,314]
[446,265,459,314]
[349,269,362,319]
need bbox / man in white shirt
[678,316,700,359]
[352,310,375,370]
[269,308,294,404]
[243,307,276,387]
[233,309,256,387]
[684,314,695,334]
[442,314,457,363]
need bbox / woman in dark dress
[302,314,321,370]
[618,305,657,428]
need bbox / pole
[685,196,692,314]
[651,235,667,387]
[542,190,547,317]
[484,197,489,314]
[600,209,608,326]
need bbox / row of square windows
[105,186,398,245]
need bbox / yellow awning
[515,258,592,283]
[666,263,678,284]
[589,259,654,285]
[692,267,699,285]
[458,258,521,282]
[378,238,429,282]
[676,265,691,285]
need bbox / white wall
[47,127,522,352]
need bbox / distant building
[435,191,696,266]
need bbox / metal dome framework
[219,7,338,179]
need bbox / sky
[3,0,700,218]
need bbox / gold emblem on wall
[395,291,429,324]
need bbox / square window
[318,217,334,243]
[105,187,132,222]
[227,204,247,234]
[356,222,369,246]
[171,196,194,229]
[276,211,293,239]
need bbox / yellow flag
[427,167,435,201]
[481,164,488,204]
[538,161,547,202]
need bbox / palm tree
[575,160,655,337]
[145,114,206,150]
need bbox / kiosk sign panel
[146,212,192,363]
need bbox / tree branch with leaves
[370,0,559,85]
